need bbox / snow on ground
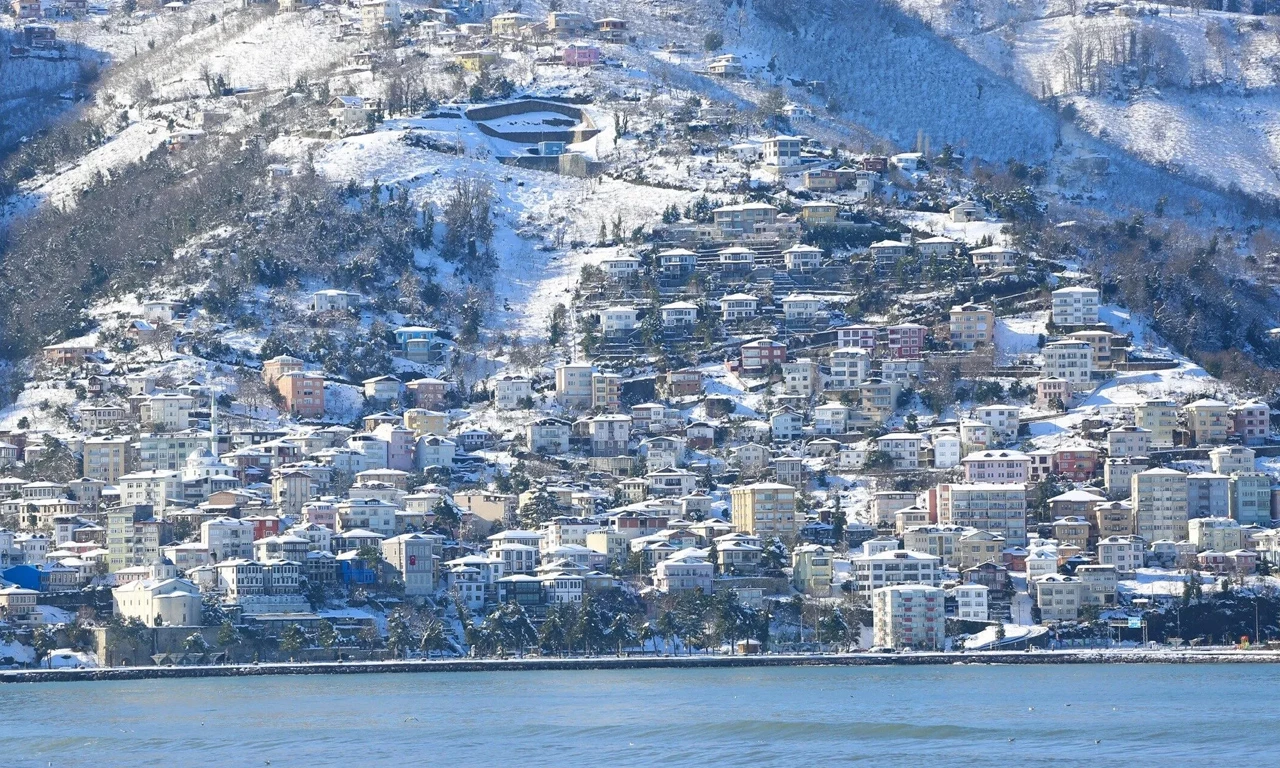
[994,310,1047,365]
[899,211,1012,245]
[1120,568,1212,599]
[0,639,36,665]
[313,117,688,340]
[928,3,1280,202]
[963,623,1048,649]
[1022,303,1238,448]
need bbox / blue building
[1,564,45,591]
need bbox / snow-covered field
[890,0,1280,202]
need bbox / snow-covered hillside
[886,0,1280,201]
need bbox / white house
[494,375,533,410]
[310,289,361,312]
[720,293,758,321]
[827,347,871,390]
[660,301,698,328]
[782,244,822,270]
[781,293,825,322]
[601,306,640,336]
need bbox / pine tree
[830,494,847,549]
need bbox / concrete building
[1209,446,1255,476]
[791,544,833,595]
[1131,468,1188,543]
[948,303,994,349]
[494,376,533,410]
[654,555,714,593]
[1076,564,1118,608]
[1134,399,1178,447]
[1233,401,1270,446]
[936,483,1028,547]
[1188,517,1244,553]
[729,483,797,539]
[1096,535,1144,575]
[82,436,133,483]
[1034,574,1084,621]
[381,533,436,596]
[872,585,946,650]
[1107,425,1152,458]
[1229,472,1272,526]
[1041,340,1093,385]
[1187,473,1229,519]
[827,347,871,391]
[554,363,595,409]
[974,405,1020,444]
[850,549,943,594]
[1050,286,1100,327]
[277,371,325,418]
[1185,399,1231,446]
[951,583,989,621]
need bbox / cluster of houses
[5,2,1280,659]
[5,184,1280,657]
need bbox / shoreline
[6,648,1280,683]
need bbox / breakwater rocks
[6,649,1280,684]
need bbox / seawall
[5,649,1280,684]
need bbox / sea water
[1,664,1272,766]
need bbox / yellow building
[791,544,833,595]
[1184,399,1231,446]
[799,202,839,226]
[729,482,797,539]
[1134,399,1178,447]
[83,436,133,483]
[948,302,994,349]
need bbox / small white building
[660,301,698,328]
[951,583,989,621]
[310,289,361,312]
[494,376,533,410]
[601,306,640,336]
[720,293,758,321]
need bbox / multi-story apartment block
[1184,399,1231,446]
[554,363,595,409]
[1041,340,1093,385]
[1131,467,1188,542]
[948,303,993,349]
[1134,399,1178,447]
[1050,286,1100,327]
[873,585,946,650]
[730,482,797,538]
[83,436,133,483]
[936,483,1028,546]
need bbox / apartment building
[1050,286,1100,327]
[872,585,946,650]
[729,482,798,538]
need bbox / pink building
[373,424,417,472]
[886,323,926,359]
[961,450,1030,483]
[1233,402,1270,446]
[303,502,337,529]
[562,43,601,67]
[740,339,787,373]
[1054,447,1099,482]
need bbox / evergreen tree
[278,623,305,658]
[387,613,412,658]
[829,494,847,550]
